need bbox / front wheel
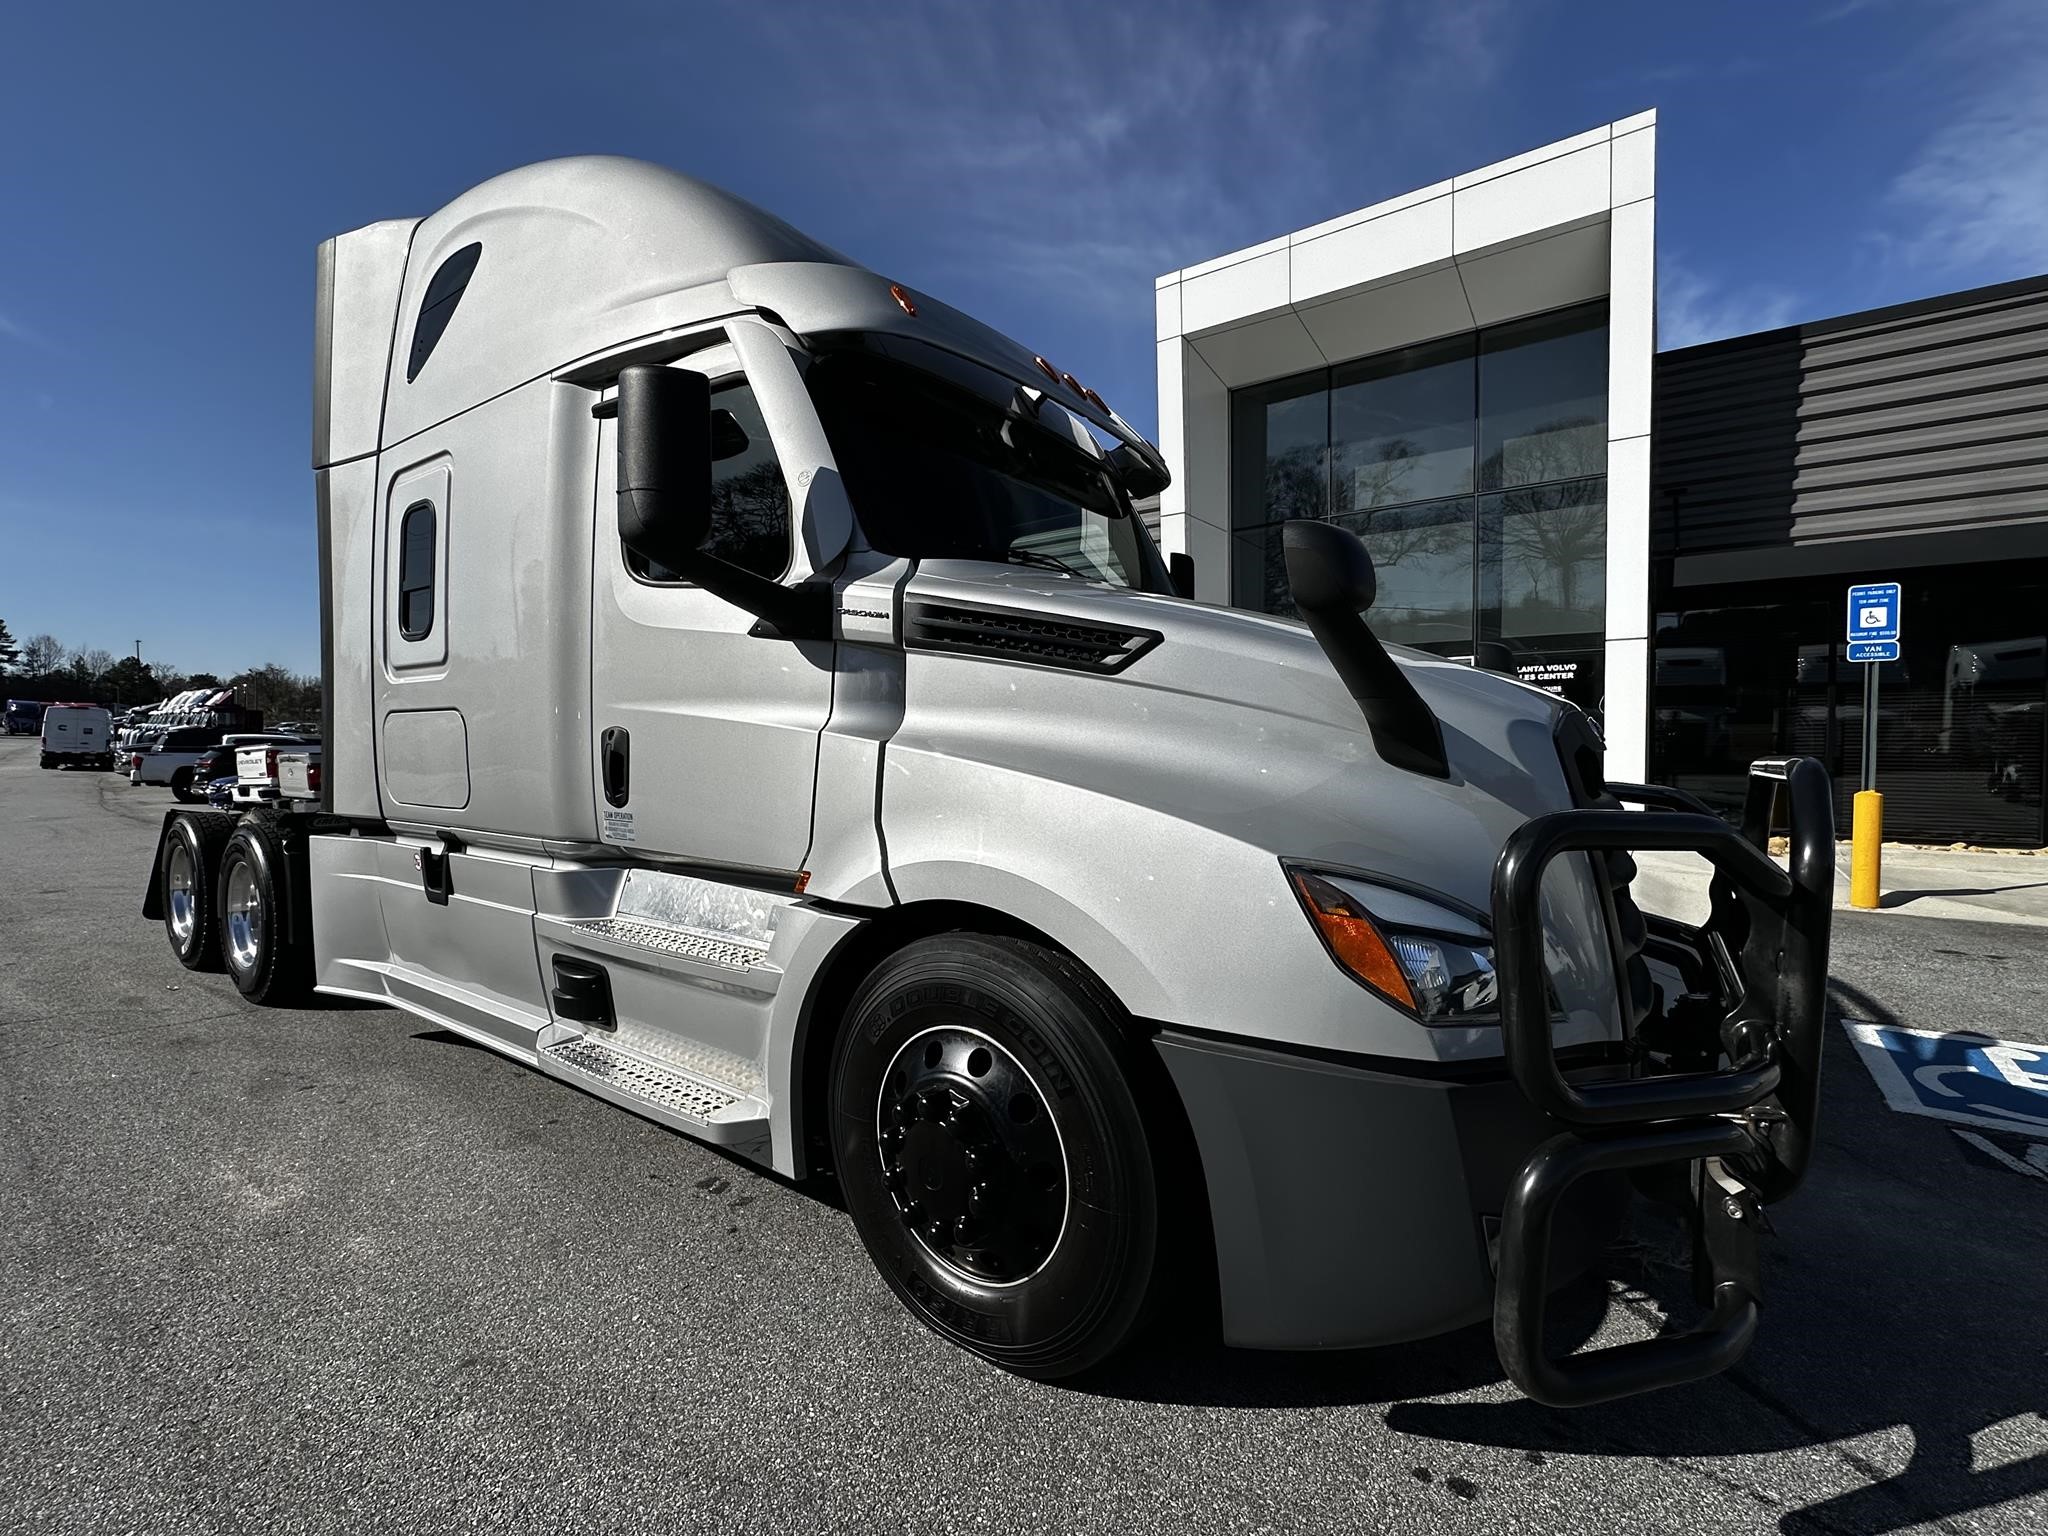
[171,768,198,803]
[830,934,1159,1380]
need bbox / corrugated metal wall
[1651,272,2048,845]
[1653,273,2048,557]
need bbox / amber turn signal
[1291,871,1417,1009]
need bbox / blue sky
[2,0,2042,677]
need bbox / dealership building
[1150,112,2048,846]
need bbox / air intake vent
[903,601,1160,674]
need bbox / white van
[40,705,115,770]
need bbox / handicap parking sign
[1845,582,1902,643]
[1842,1021,2048,1135]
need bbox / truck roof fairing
[320,157,1164,487]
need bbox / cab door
[588,321,849,873]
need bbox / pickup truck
[136,729,306,802]
[232,740,323,806]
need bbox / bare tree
[21,633,65,676]
[229,663,323,725]
[71,647,116,683]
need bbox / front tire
[171,768,198,803]
[216,822,307,1005]
[830,934,1158,1380]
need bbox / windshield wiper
[1003,547,1087,578]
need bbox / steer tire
[161,813,233,971]
[830,934,1159,1381]
[216,821,309,1005]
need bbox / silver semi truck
[145,157,1835,1404]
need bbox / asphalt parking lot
[3,733,2044,1535]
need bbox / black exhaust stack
[1282,519,1450,779]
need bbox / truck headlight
[1288,868,1499,1024]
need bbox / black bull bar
[1488,756,1834,1406]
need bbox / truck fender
[878,857,1175,1025]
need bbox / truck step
[567,916,766,971]
[540,1033,768,1151]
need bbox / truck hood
[901,564,1623,1041]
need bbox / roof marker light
[888,283,917,317]
[1033,355,1061,384]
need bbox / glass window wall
[1227,301,1609,716]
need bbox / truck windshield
[807,340,1166,592]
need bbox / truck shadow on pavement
[1092,982,2048,1534]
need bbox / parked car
[192,739,255,809]
[5,698,48,735]
[123,726,171,779]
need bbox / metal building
[1654,273,2048,846]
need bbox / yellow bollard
[1850,790,1883,909]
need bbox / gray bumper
[1156,1029,1626,1351]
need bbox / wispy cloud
[0,306,63,357]
[1659,258,1803,349]
[718,0,1520,318]
[1878,0,2048,280]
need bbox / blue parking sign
[1843,1021,2048,1135]
[1846,582,1902,643]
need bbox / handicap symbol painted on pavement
[1841,1020,2048,1136]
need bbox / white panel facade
[1450,142,1610,255]
[1153,112,1658,775]
[1289,195,1455,305]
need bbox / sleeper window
[628,379,790,582]
[407,243,482,383]
[398,501,437,640]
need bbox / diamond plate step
[541,1035,767,1149]
[564,917,768,971]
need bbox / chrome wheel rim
[223,859,263,975]
[166,842,196,945]
[875,1026,1070,1288]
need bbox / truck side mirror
[1169,551,1196,599]
[598,362,830,644]
[614,364,712,572]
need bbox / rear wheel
[830,934,1159,1380]
[161,813,232,971]
[217,822,308,1005]
[170,768,198,803]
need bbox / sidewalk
[1632,844,2048,929]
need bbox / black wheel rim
[875,1026,1068,1287]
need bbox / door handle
[601,727,630,808]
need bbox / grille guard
[1488,756,1834,1406]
